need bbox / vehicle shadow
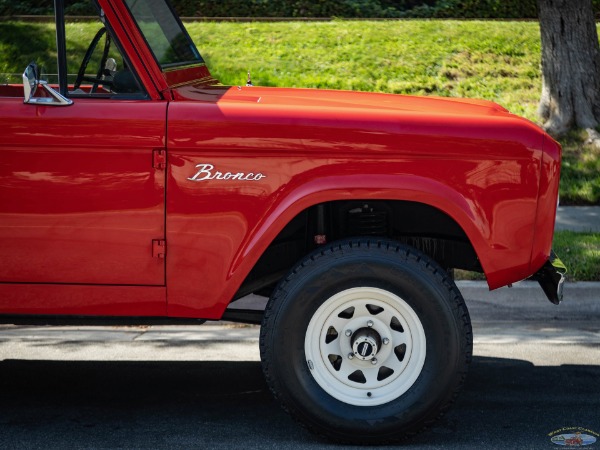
[0,356,598,449]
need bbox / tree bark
[537,0,600,138]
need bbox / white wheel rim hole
[305,287,426,407]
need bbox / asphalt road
[0,282,598,449]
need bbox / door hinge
[153,149,166,170]
[152,239,166,259]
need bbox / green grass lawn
[0,19,598,204]
[552,231,600,282]
[191,20,543,120]
[559,131,600,205]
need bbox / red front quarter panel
[165,86,544,318]
[531,135,561,273]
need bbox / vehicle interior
[0,0,145,100]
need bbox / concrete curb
[457,280,600,323]
[457,279,598,294]
[456,280,599,300]
[227,281,600,315]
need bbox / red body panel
[0,0,561,319]
[0,284,166,316]
[530,135,561,272]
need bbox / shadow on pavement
[0,357,598,449]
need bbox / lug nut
[345,329,352,337]
[367,320,374,327]
[371,358,378,365]
[348,353,354,360]
[383,338,390,345]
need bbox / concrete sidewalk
[457,280,600,317]
[555,206,600,232]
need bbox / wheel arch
[231,176,489,302]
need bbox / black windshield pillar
[54,0,68,96]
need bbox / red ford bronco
[0,0,565,443]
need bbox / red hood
[172,84,510,117]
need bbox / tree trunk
[537,0,600,138]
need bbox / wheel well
[233,200,481,300]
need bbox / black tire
[259,238,472,444]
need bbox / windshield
[124,0,203,69]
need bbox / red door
[0,97,167,287]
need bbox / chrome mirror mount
[22,63,73,107]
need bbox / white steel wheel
[304,287,426,406]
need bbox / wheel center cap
[356,340,376,358]
[351,328,381,361]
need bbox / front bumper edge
[529,251,567,305]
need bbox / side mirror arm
[22,64,73,107]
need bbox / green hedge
[1,0,600,19]
[0,0,94,16]
[402,0,538,19]
[173,0,400,17]
[175,0,539,18]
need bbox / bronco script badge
[187,163,267,182]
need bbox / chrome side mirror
[22,63,73,106]
[22,63,39,102]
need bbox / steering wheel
[73,27,113,93]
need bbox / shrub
[172,0,402,18]
[1,0,600,19]
[406,0,539,19]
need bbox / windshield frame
[122,0,204,72]
[55,0,69,97]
